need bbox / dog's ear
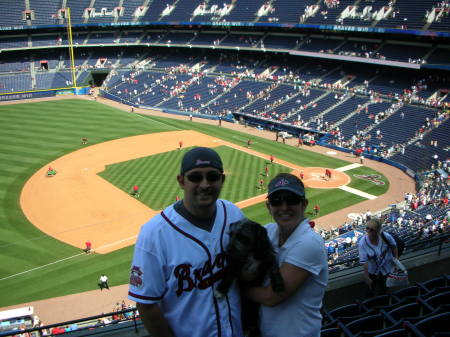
[255,224,272,251]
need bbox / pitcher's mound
[300,167,350,189]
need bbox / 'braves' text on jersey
[128,199,245,337]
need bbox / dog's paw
[214,289,226,299]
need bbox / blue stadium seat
[403,312,450,337]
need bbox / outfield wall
[0,87,90,102]
[318,142,417,179]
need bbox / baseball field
[0,97,395,309]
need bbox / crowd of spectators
[318,169,449,268]
[26,300,138,336]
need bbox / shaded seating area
[321,275,450,336]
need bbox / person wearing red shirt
[132,185,139,197]
[83,241,92,254]
[299,171,304,180]
[270,154,274,164]
[179,140,183,150]
[259,178,265,190]
[314,204,320,216]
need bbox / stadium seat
[381,301,441,324]
[403,312,450,336]
[391,285,421,300]
[339,313,403,337]
[371,328,408,337]
[320,327,342,337]
[420,286,450,300]
[416,275,448,292]
[360,295,396,312]
[325,303,363,320]
[324,303,372,324]
[421,291,450,309]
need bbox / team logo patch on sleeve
[130,265,143,288]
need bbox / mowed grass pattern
[99,146,290,210]
[346,166,390,195]
[0,99,388,306]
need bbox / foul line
[336,163,362,172]
[134,112,182,130]
[0,236,138,282]
[218,141,299,171]
[0,253,85,282]
[339,185,377,200]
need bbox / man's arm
[244,262,310,307]
[136,302,175,337]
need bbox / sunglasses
[268,194,304,207]
[185,171,223,183]
[365,227,377,232]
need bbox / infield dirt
[4,95,415,324]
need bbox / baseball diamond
[0,96,415,324]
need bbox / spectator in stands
[358,218,398,298]
[245,173,328,337]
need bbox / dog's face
[227,219,267,259]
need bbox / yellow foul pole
[66,8,77,88]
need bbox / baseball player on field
[128,147,245,337]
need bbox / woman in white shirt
[358,219,398,297]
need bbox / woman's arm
[244,262,310,307]
[362,262,372,289]
[392,246,399,259]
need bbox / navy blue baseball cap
[180,147,223,175]
[268,173,305,198]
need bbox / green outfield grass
[0,99,388,307]
[99,145,291,210]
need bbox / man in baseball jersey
[128,147,245,337]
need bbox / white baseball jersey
[358,232,396,276]
[128,199,245,337]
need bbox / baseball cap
[180,147,223,175]
[268,174,305,198]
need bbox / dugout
[0,306,35,334]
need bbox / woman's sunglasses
[365,227,377,232]
[185,171,223,183]
[268,194,304,207]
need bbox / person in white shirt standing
[99,274,109,291]
[358,219,398,297]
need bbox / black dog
[215,218,284,336]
